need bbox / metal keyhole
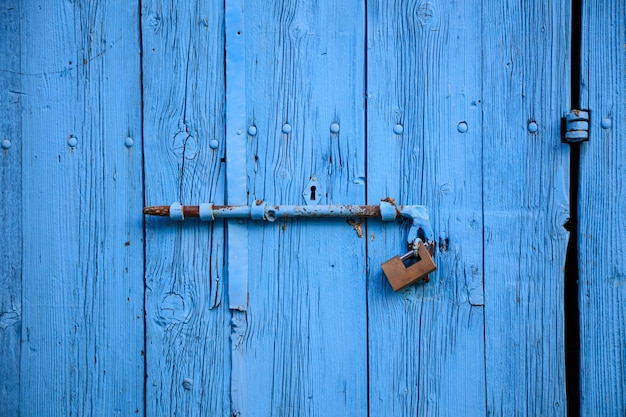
[302,177,323,205]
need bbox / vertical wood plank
[367,1,486,415]
[0,2,22,415]
[141,1,230,415]
[482,2,570,415]
[20,1,145,415]
[579,1,626,414]
[231,1,367,415]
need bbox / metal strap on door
[144,198,437,292]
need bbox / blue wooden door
[2,1,625,416]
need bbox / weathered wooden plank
[141,1,230,415]
[367,1,485,415]
[19,1,145,415]
[579,1,626,414]
[0,2,22,415]
[482,2,570,415]
[231,1,367,415]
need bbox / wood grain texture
[232,1,368,415]
[579,1,626,414]
[141,1,230,415]
[367,1,485,415]
[482,2,570,415]
[19,1,145,415]
[0,2,22,415]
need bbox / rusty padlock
[382,240,437,291]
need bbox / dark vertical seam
[17,1,24,415]
[564,0,582,415]
[138,0,148,414]
[363,2,370,416]
[480,0,488,415]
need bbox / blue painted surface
[1,1,625,416]
[367,2,486,415]
[579,1,626,414]
[142,0,230,415]
[481,2,571,415]
[231,1,368,415]
[225,0,249,312]
[0,3,22,415]
[17,1,145,415]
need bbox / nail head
[209,139,219,149]
[124,137,134,148]
[282,124,292,134]
[248,125,257,136]
[457,122,468,133]
[527,121,538,133]
[601,118,612,129]
[1,139,11,150]
[68,136,78,148]
[393,124,404,135]
[330,123,340,134]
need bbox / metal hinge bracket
[562,109,590,143]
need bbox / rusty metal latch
[144,198,436,290]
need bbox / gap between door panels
[363,1,370,416]
[564,0,582,416]
[138,0,149,414]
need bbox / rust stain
[143,206,170,216]
[361,205,381,216]
[346,218,364,238]
[381,196,401,215]
[183,206,199,217]
[124,241,131,246]
[371,232,375,241]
